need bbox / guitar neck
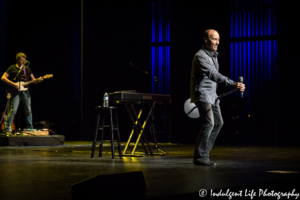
[22,79,38,86]
[20,75,52,87]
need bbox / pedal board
[22,131,49,136]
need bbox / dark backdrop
[3,0,75,138]
[0,0,6,108]
[169,1,233,143]
[1,0,297,145]
[277,1,300,145]
[168,0,297,145]
[82,0,152,141]
[81,0,252,144]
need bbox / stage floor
[0,142,299,200]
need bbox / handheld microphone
[238,76,243,98]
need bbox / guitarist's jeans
[193,101,223,162]
[5,91,33,132]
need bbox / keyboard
[109,91,171,104]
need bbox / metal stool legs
[99,117,104,157]
[114,110,122,158]
[109,109,115,158]
[91,113,100,158]
[91,107,122,159]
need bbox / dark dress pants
[193,101,224,162]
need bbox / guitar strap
[23,65,27,81]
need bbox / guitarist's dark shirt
[6,64,32,83]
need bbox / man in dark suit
[190,29,245,166]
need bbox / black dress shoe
[194,160,216,166]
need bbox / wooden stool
[91,106,122,159]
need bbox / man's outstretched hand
[235,82,245,92]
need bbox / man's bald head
[203,29,220,53]
[203,29,218,42]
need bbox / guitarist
[1,52,43,134]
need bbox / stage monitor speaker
[71,171,146,200]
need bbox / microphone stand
[18,78,21,134]
[11,67,23,134]
[15,62,30,134]
[14,68,23,82]
[128,62,165,155]
[128,62,162,86]
[18,67,24,134]
[215,77,243,104]
[186,89,239,117]
[214,89,238,105]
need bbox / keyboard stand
[121,102,166,157]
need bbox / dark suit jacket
[190,46,236,105]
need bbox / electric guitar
[1,93,16,132]
[7,74,53,97]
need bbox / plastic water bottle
[103,93,109,107]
